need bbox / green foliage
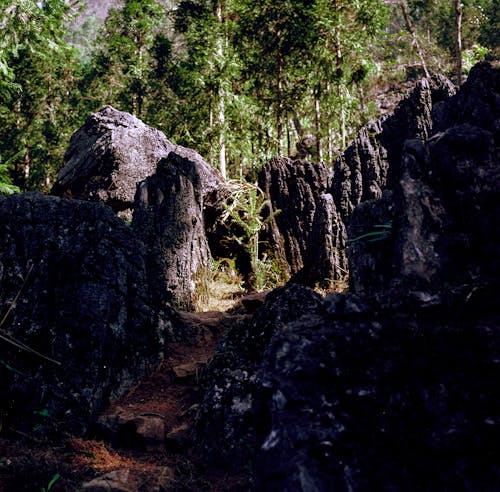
[0,0,495,197]
[0,0,85,191]
[347,222,393,244]
[40,473,60,492]
[222,179,281,290]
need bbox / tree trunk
[400,1,430,78]
[216,0,227,178]
[454,0,463,86]
[314,97,323,161]
[276,30,284,155]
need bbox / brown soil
[0,310,253,492]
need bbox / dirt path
[0,310,254,492]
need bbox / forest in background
[0,0,498,194]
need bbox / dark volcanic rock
[258,157,331,277]
[0,193,169,435]
[332,75,456,224]
[255,302,500,491]
[194,285,323,464]
[132,152,211,311]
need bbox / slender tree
[0,0,84,190]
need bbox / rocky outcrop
[292,193,348,289]
[332,75,456,224]
[0,193,170,435]
[195,61,499,490]
[132,152,211,311]
[254,298,500,491]
[194,285,323,465]
[348,62,499,308]
[258,157,331,277]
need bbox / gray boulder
[52,105,225,220]
[52,105,173,218]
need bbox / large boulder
[0,193,170,435]
[51,106,174,218]
[132,152,211,311]
[51,105,226,221]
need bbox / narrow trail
[0,307,259,491]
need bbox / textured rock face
[258,157,331,277]
[132,152,211,311]
[52,105,225,221]
[292,193,348,289]
[348,62,499,308]
[332,75,456,224]
[196,61,499,490]
[195,285,323,464]
[255,300,500,491]
[0,193,167,435]
[52,105,174,218]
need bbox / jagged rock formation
[132,152,211,311]
[332,75,456,224]
[292,192,348,289]
[254,295,500,491]
[51,105,225,221]
[195,61,499,490]
[258,157,331,278]
[0,193,170,435]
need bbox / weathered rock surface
[0,193,168,435]
[51,105,174,218]
[255,301,500,491]
[348,62,499,308]
[52,105,226,221]
[195,61,499,490]
[132,152,211,311]
[258,157,331,277]
[332,75,456,224]
[194,285,323,465]
[292,193,348,289]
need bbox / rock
[52,105,226,222]
[194,285,323,465]
[347,61,499,309]
[51,105,173,219]
[292,193,348,290]
[96,408,165,450]
[240,291,269,313]
[132,152,211,311]
[80,467,174,492]
[0,193,168,435]
[172,362,205,381]
[165,423,190,451]
[332,75,456,224]
[254,302,500,492]
[258,156,331,277]
[194,60,500,491]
